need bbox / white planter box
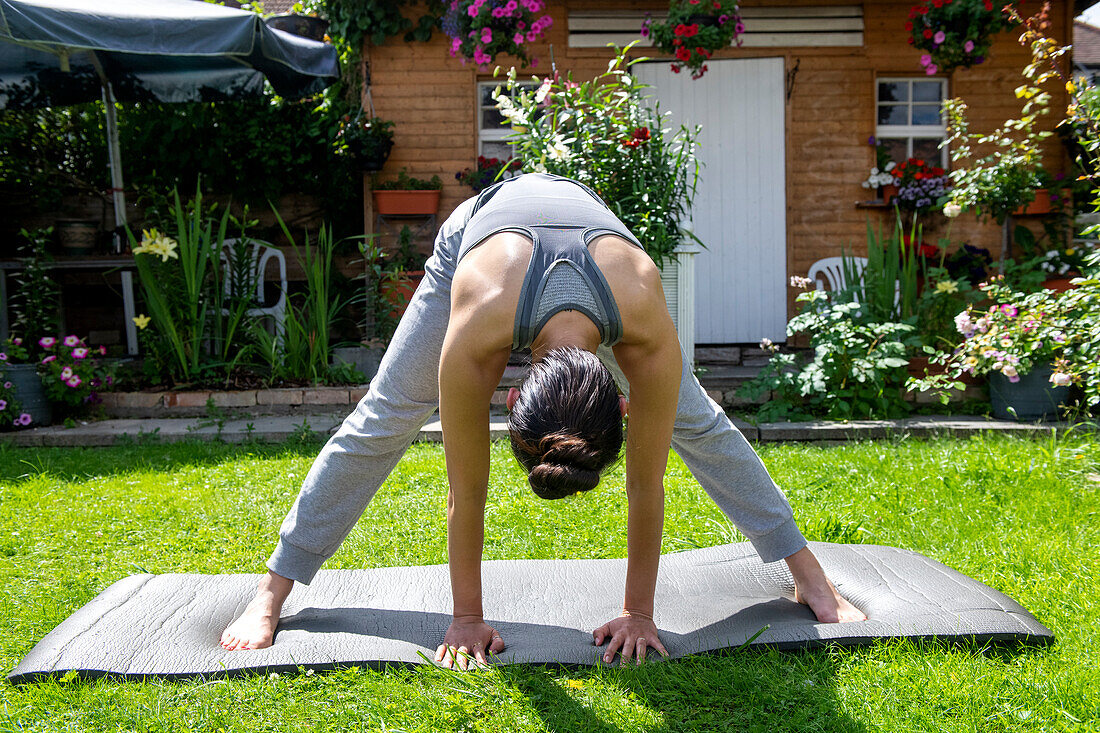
[658,242,700,366]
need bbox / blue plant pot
[4,364,51,427]
[989,363,1069,421]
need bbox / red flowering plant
[905,0,1021,75]
[35,335,114,410]
[455,155,523,192]
[644,0,743,80]
[440,0,553,68]
[890,157,952,213]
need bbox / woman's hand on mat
[436,617,505,670]
[593,611,669,665]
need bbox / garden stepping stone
[9,542,1051,682]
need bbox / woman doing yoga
[221,173,865,667]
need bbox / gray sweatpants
[268,198,806,584]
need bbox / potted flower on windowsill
[372,169,444,217]
[905,0,1019,75]
[890,157,951,214]
[335,114,395,172]
[440,0,553,69]
[644,0,744,79]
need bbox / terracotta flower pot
[1042,275,1079,293]
[881,184,898,204]
[372,190,441,217]
[381,270,425,319]
[1013,189,1051,216]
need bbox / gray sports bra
[457,174,643,350]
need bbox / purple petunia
[17,413,31,426]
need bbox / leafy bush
[0,98,361,235]
[739,284,914,422]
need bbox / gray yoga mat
[9,542,1052,682]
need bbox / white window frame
[875,77,948,167]
[477,80,537,158]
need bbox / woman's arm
[593,269,682,663]
[435,293,511,669]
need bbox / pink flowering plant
[0,338,33,429]
[644,0,743,79]
[911,253,1100,410]
[35,334,114,410]
[905,0,1020,75]
[440,0,552,68]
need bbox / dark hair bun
[528,433,602,499]
[508,346,624,500]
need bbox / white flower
[533,162,547,174]
[790,275,813,289]
[885,161,896,171]
[1050,371,1073,387]
[546,136,572,162]
[535,78,552,104]
[943,202,963,219]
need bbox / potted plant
[0,338,45,428]
[439,0,554,68]
[335,114,395,172]
[35,334,114,418]
[643,0,744,79]
[943,87,1052,271]
[909,259,1100,419]
[889,158,951,214]
[455,155,523,193]
[861,137,898,202]
[379,225,429,320]
[372,170,443,217]
[265,3,330,41]
[905,0,1020,75]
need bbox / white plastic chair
[221,238,287,346]
[807,256,868,293]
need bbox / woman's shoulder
[590,237,674,347]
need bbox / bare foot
[785,546,867,623]
[220,571,294,650]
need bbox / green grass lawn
[0,432,1097,732]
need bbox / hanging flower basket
[644,0,744,80]
[905,0,1020,75]
[440,0,553,68]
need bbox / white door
[635,57,787,343]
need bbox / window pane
[911,104,942,126]
[912,81,942,102]
[481,108,505,130]
[877,104,907,125]
[912,138,945,164]
[878,81,908,103]
[881,138,908,165]
[480,85,499,106]
[480,140,514,159]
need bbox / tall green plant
[128,188,229,384]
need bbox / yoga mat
[9,542,1052,682]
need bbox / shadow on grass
[495,649,868,732]
[0,439,323,483]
